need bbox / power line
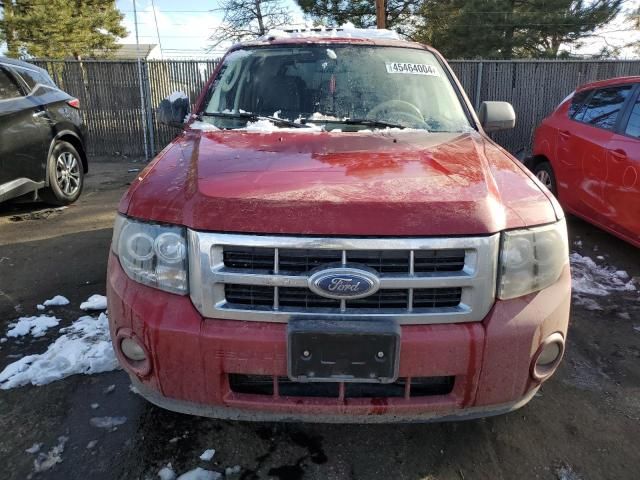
[150,0,164,59]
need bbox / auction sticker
[385,62,439,76]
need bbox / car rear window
[0,67,23,100]
[577,85,633,130]
[624,97,640,139]
[568,89,591,119]
[13,65,57,91]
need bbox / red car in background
[529,76,640,247]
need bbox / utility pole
[376,0,386,29]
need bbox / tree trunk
[255,0,265,35]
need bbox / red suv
[529,76,640,247]
[107,30,570,423]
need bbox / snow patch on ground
[33,436,68,473]
[199,449,215,461]
[158,464,177,480]
[6,315,60,338]
[25,443,42,454]
[570,253,636,297]
[555,463,582,480]
[225,465,241,476]
[90,416,127,429]
[43,295,70,307]
[80,294,108,311]
[176,468,221,480]
[0,313,118,389]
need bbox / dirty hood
[121,129,558,236]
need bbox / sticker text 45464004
[385,62,440,76]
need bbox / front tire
[41,141,84,205]
[533,161,557,197]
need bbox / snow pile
[32,436,68,473]
[6,315,60,338]
[570,253,636,297]
[177,468,221,480]
[199,449,216,461]
[80,294,108,311]
[42,295,70,307]
[244,118,323,133]
[262,22,401,41]
[0,313,119,389]
[189,121,219,132]
[90,416,127,429]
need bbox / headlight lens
[498,219,568,299]
[112,215,188,295]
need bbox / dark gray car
[0,57,87,205]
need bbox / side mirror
[478,101,516,132]
[157,92,190,128]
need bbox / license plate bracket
[287,318,400,383]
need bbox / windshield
[202,45,472,132]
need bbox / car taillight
[67,98,80,109]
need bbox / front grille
[228,374,455,398]
[189,232,499,324]
[225,285,462,310]
[223,246,465,274]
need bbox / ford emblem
[308,268,380,300]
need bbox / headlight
[498,219,568,299]
[111,215,188,295]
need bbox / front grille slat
[225,285,462,311]
[223,246,465,275]
[228,374,455,398]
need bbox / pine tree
[296,0,623,59]
[295,0,419,36]
[1,0,127,59]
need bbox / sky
[116,0,639,59]
[116,0,305,58]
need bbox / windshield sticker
[385,62,439,76]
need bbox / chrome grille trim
[189,231,500,325]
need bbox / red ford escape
[107,29,571,423]
[529,76,640,248]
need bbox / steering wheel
[366,100,425,125]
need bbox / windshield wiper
[200,111,309,128]
[338,118,408,129]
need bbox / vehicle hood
[121,129,558,236]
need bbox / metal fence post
[474,61,483,111]
[142,61,156,157]
[136,58,150,161]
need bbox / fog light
[531,332,565,381]
[121,337,147,362]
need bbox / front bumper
[107,253,571,423]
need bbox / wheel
[40,141,84,205]
[533,161,557,197]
